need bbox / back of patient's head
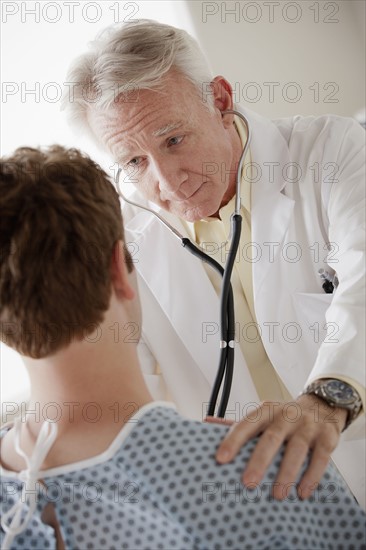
[0,145,132,359]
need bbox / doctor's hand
[207,395,348,500]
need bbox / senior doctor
[64,20,366,507]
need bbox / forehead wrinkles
[106,97,186,157]
[94,75,204,158]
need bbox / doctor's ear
[210,76,235,126]
[110,240,135,301]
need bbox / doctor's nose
[152,158,188,200]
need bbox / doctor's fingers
[296,433,340,500]
[271,434,315,500]
[241,408,338,496]
[215,402,277,463]
[272,421,340,500]
[240,423,291,490]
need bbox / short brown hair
[0,145,133,358]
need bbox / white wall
[1,0,193,162]
[186,0,365,118]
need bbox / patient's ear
[111,241,135,300]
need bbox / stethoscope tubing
[181,237,236,417]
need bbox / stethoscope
[116,109,251,417]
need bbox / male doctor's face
[89,71,241,222]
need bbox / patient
[0,146,365,549]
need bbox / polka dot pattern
[1,406,366,549]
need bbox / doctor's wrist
[297,393,348,433]
[300,379,363,431]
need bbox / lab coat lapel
[239,107,299,381]
[240,107,295,296]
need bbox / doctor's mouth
[160,182,207,203]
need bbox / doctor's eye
[126,157,142,168]
[167,135,184,147]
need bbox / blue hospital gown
[1,402,366,549]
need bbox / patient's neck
[19,297,152,444]
[1,308,153,471]
[26,345,151,429]
[25,334,152,433]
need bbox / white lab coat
[123,106,366,508]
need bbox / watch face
[323,380,356,405]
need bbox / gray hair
[62,19,215,144]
